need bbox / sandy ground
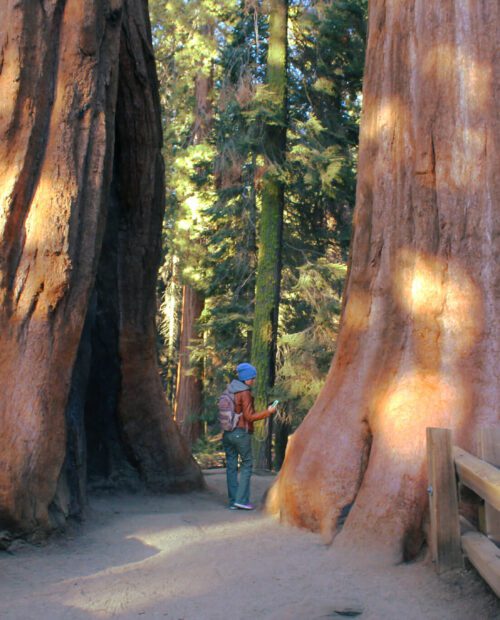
[1,470,499,620]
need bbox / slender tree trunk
[174,57,213,444]
[163,254,181,409]
[191,67,214,145]
[267,0,500,562]
[0,0,202,538]
[174,285,204,443]
[251,0,288,469]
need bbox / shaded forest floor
[1,471,499,619]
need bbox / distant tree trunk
[174,53,213,444]
[174,286,204,443]
[162,254,181,408]
[267,0,500,562]
[251,0,288,469]
[191,66,214,145]
[0,0,202,538]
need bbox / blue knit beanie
[237,362,257,381]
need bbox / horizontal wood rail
[453,447,500,512]
[461,531,500,597]
[426,427,500,597]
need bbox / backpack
[218,387,242,431]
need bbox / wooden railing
[426,427,500,596]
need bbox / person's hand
[267,405,277,414]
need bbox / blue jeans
[223,428,252,505]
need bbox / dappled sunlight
[61,518,273,616]
[450,126,487,190]
[361,96,405,142]
[267,46,286,73]
[258,321,272,342]
[371,370,466,464]
[13,175,72,318]
[342,288,371,333]
[421,44,492,115]
[0,15,22,136]
[394,249,482,360]
[63,568,212,616]
[395,249,445,317]
[420,44,491,189]
[184,194,202,221]
[367,248,484,464]
[0,23,80,318]
[128,517,270,551]
[460,127,487,154]
[0,169,18,235]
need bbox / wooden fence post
[478,427,500,545]
[426,427,463,573]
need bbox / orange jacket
[234,389,269,433]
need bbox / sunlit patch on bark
[371,370,465,464]
[421,44,492,115]
[342,288,371,333]
[394,249,482,359]
[361,96,406,142]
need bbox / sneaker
[233,502,255,510]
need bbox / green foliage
[184,4,267,408]
[191,434,226,468]
[150,0,367,434]
[274,260,346,425]
[285,0,367,258]
[150,0,230,404]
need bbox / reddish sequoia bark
[174,286,204,443]
[112,0,202,491]
[267,0,500,562]
[174,67,213,444]
[0,0,202,537]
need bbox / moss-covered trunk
[251,0,288,469]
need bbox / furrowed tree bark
[267,0,500,562]
[251,0,288,469]
[112,0,202,492]
[0,0,202,538]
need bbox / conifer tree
[174,25,214,444]
[151,0,366,460]
[251,0,288,468]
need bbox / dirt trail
[1,471,498,619]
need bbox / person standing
[222,363,276,510]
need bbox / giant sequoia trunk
[268,0,500,562]
[0,0,202,537]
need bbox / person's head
[237,362,257,386]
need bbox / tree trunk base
[0,0,203,538]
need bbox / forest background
[150,0,367,467]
